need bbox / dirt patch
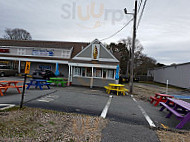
[157,130,190,142]
[0,107,107,142]
[126,83,181,101]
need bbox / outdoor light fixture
[124,8,127,14]
[124,8,134,15]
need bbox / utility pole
[124,0,137,93]
[128,0,138,94]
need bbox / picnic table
[160,98,190,129]
[0,80,24,96]
[47,77,67,87]
[26,79,50,90]
[150,93,174,106]
[104,83,128,96]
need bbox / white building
[149,62,190,88]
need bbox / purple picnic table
[160,98,190,129]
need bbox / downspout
[18,60,21,74]
[90,67,94,88]
[68,65,70,86]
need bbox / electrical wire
[138,0,143,13]
[137,0,147,29]
[100,0,146,41]
[100,18,133,41]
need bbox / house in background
[0,39,119,88]
[148,62,190,88]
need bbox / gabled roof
[72,39,119,63]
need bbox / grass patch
[0,106,21,112]
[49,121,56,125]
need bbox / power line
[137,0,147,29]
[100,18,133,41]
[138,0,143,13]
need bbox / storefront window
[94,68,102,78]
[74,67,81,76]
[86,68,92,77]
[81,67,85,77]
[107,69,114,79]
[103,69,107,78]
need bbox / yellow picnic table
[104,83,128,96]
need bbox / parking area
[0,76,190,141]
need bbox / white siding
[153,64,190,88]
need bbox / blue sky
[0,0,190,65]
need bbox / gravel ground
[0,107,107,142]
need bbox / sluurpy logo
[61,2,126,29]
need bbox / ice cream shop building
[0,39,119,87]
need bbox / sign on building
[25,62,31,74]
[32,50,54,56]
[92,44,100,60]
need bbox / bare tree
[3,28,32,40]
[134,54,157,76]
[119,37,143,77]
[108,37,158,76]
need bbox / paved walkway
[102,121,159,142]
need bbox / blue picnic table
[26,79,50,90]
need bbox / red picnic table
[150,93,174,106]
[0,80,24,96]
[160,98,190,129]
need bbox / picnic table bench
[26,79,50,90]
[0,80,25,96]
[160,98,190,129]
[47,77,67,87]
[150,93,174,106]
[104,83,128,96]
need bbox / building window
[107,69,114,79]
[81,67,85,77]
[62,50,71,58]
[86,67,92,77]
[74,67,81,76]
[17,48,26,55]
[103,69,107,78]
[94,68,102,78]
